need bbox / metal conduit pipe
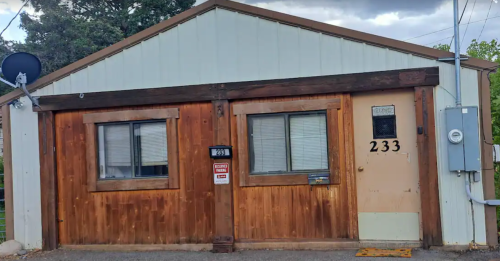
[465,174,500,206]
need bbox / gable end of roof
[0,0,496,106]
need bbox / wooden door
[353,90,422,241]
[230,94,358,241]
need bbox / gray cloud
[195,0,500,53]
[241,0,448,18]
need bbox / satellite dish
[0,52,42,107]
[1,52,42,85]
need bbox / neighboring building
[0,0,497,251]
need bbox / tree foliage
[0,37,15,95]
[16,5,123,77]
[28,0,196,38]
[11,0,195,78]
[433,43,451,52]
[466,40,500,144]
[467,39,500,62]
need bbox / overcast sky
[0,0,498,53]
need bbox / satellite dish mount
[0,52,42,108]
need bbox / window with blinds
[249,115,287,173]
[98,121,168,179]
[248,112,329,174]
[290,114,328,170]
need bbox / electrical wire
[477,0,494,41]
[449,0,469,47]
[404,15,500,41]
[461,0,477,47]
[424,36,453,46]
[0,0,29,38]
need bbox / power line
[425,36,454,46]
[477,0,494,41]
[461,0,477,46]
[404,14,500,41]
[0,1,29,38]
[449,0,469,48]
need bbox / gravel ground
[3,249,500,261]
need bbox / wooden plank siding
[478,70,497,247]
[230,94,358,241]
[38,111,59,250]
[55,102,215,244]
[414,87,442,248]
[212,100,235,252]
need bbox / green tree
[14,0,195,77]
[433,43,451,52]
[466,40,500,144]
[0,37,15,95]
[467,39,500,62]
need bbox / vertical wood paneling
[342,94,358,239]
[212,100,233,236]
[415,87,442,248]
[38,111,58,250]
[55,103,214,244]
[231,94,356,241]
[478,70,497,247]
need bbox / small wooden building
[0,0,497,251]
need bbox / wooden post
[212,100,234,253]
[2,105,14,240]
[414,87,443,249]
[38,111,58,250]
[478,70,498,247]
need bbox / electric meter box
[445,106,480,172]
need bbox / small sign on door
[213,163,230,185]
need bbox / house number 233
[370,140,400,152]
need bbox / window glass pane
[373,116,397,139]
[249,115,287,173]
[98,124,132,179]
[134,122,168,177]
[290,113,328,170]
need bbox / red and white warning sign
[213,163,230,185]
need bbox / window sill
[92,178,171,192]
